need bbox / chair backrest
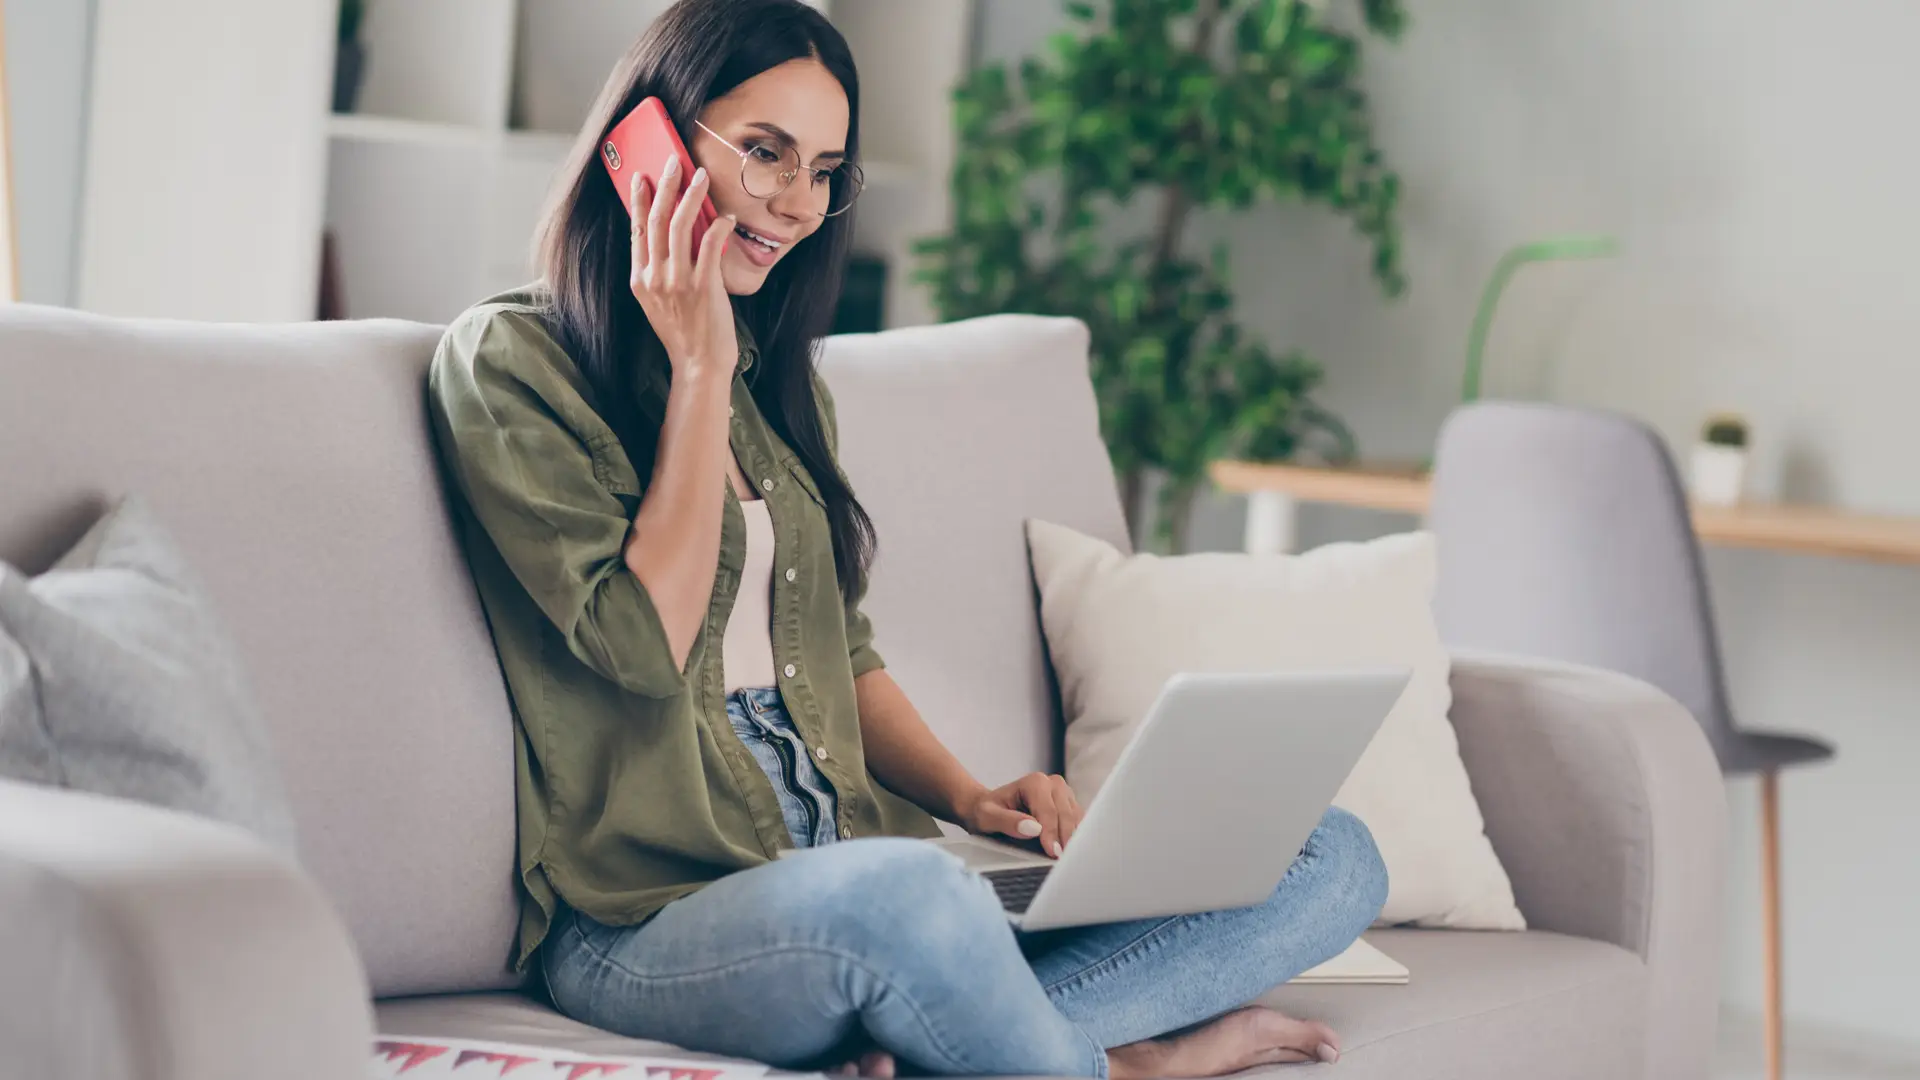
[1429,401,1738,756]
[0,304,522,998]
[820,315,1131,786]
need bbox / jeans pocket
[560,907,641,972]
[546,907,661,1021]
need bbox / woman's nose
[766,177,823,221]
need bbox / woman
[427,1,1387,1075]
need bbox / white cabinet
[72,0,966,325]
[78,0,336,321]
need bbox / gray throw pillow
[0,496,298,854]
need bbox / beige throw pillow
[1027,519,1523,930]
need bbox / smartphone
[601,97,720,259]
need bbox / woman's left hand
[960,773,1083,859]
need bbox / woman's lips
[733,225,784,268]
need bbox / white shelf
[501,129,576,160]
[328,113,498,149]
[330,115,587,164]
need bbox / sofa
[0,304,1725,1080]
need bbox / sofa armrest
[0,779,372,1080]
[1448,650,1726,1080]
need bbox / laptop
[929,669,1410,932]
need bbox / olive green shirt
[427,288,939,972]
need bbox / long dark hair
[537,0,873,603]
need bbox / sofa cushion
[373,929,1642,1078]
[818,316,1130,786]
[1264,929,1645,1078]
[0,305,521,996]
[0,496,298,853]
[375,994,691,1065]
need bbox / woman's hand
[960,773,1083,859]
[628,155,740,378]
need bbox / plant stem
[1143,0,1226,438]
[1462,235,1619,403]
[1146,0,1225,284]
[1157,479,1199,555]
[1190,0,1229,82]
[1149,189,1192,278]
[1120,466,1145,546]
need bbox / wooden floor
[1717,1009,1920,1080]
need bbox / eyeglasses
[694,121,864,218]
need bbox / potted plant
[1690,412,1750,506]
[916,0,1407,552]
[334,0,369,114]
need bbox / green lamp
[1461,234,1620,403]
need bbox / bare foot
[1107,1007,1341,1078]
[828,1049,896,1078]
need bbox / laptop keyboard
[982,865,1053,914]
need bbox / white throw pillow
[1027,519,1523,930]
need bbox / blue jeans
[544,689,1389,1077]
[724,686,843,847]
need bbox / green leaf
[915,0,1407,542]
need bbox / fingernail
[1050,841,1062,858]
[1316,1044,1338,1064]
[693,166,708,184]
[664,156,680,174]
[1017,819,1042,838]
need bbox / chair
[1428,400,1833,1080]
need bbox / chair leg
[1760,769,1784,1080]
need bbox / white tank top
[722,497,779,692]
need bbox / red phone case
[602,97,720,259]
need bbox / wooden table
[1209,460,1920,565]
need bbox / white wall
[3,0,95,305]
[78,0,334,320]
[835,0,971,328]
[1207,0,1920,1050]
[975,0,1067,66]
[512,0,673,134]
[980,0,1920,1052]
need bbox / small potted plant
[333,0,369,114]
[1690,412,1750,506]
